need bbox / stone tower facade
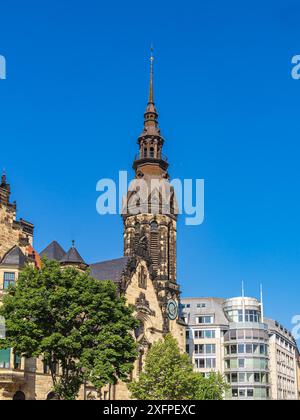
[0,174,34,260]
[123,53,181,336]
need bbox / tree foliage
[0,259,138,400]
[129,334,228,400]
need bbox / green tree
[128,334,228,400]
[0,259,138,400]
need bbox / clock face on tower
[167,299,178,320]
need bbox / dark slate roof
[90,257,130,283]
[60,246,86,264]
[0,246,27,267]
[40,241,66,261]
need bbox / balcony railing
[134,153,168,162]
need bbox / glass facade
[223,298,270,400]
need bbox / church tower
[123,52,181,334]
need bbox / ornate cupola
[133,50,169,177]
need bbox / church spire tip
[148,45,154,104]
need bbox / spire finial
[148,44,154,103]
[72,239,75,248]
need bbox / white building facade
[182,296,299,400]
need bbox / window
[238,344,245,354]
[195,344,215,355]
[43,361,58,375]
[205,330,216,338]
[3,272,15,289]
[247,389,254,398]
[14,353,21,370]
[246,344,253,354]
[239,389,246,397]
[0,348,10,368]
[195,358,216,369]
[231,373,238,383]
[232,388,238,398]
[205,344,216,354]
[194,329,216,339]
[230,345,237,354]
[186,344,190,354]
[186,330,190,340]
[237,330,244,340]
[197,303,206,308]
[138,266,147,289]
[197,316,213,324]
[260,344,266,355]
[254,373,260,383]
[195,358,205,369]
[230,330,237,340]
[239,373,245,383]
[205,358,216,369]
[150,147,155,158]
[238,359,245,368]
[195,344,204,354]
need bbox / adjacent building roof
[40,241,66,261]
[0,246,27,268]
[90,257,130,283]
[181,297,229,326]
[28,244,42,269]
[60,246,86,265]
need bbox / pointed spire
[148,45,154,104]
[142,45,160,135]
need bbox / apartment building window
[186,344,190,354]
[0,348,10,368]
[206,358,216,369]
[197,316,214,324]
[194,329,216,339]
[195,358,216,369]
[227,309,260,323]
[3,272,15,289]
[186,330,190,340]
[196,303,206,308]
[238,344,245,354]
[238,359,245,368]
[195,344,216,355]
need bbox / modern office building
[182,296,299,400]
[266,319,298,400]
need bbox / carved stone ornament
[135,292,155,317]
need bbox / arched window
[150,147,155,158]
[150,221,159,272]
[133,223,141,252]
[13,391,25,401]
[150,221,158,232]
[138,266,147,289]
[143,147,147,158]
[46,392,58,400]
[134,321,145,339]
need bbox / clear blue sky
[1,0,300,342]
